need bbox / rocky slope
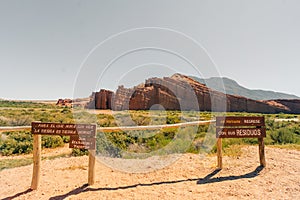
[190,76,299,100]
[87,73,300,114]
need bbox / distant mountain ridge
[189,76,299,100]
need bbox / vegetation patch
[0,158,32,171]
[0,101,299,159]
[0,131,67,156]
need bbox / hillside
[190,76,299,100]
[1,146,299,199]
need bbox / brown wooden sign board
[215,116,266,169]
[216,127,266,138]
[31,122,96,136]
[30,122,97,190]
[216,116,265,127]
[69,135,96,150]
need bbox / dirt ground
[0,146,299,200]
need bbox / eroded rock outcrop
[86,73,300,114]
[87,89,113,109]
[56,99,72,107]
[264,99,300,114]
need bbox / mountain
[87,73,300,114]
[189,76,299,100]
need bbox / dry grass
[60,165,87,171]
[223,144,243,158]
[269,144,300,151]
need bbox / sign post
[30,134,41,190]
[258,137,266,167]
[216,116,266,169]
[217,138,222,169]
[88,150,96,185]
[31,122,96,190]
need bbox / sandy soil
[1,146,299,200]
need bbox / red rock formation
[94,89,113,109]
[86,73,300,114]
[264,99,300,114]
[56,99,72,107]
[112,86,135,110]
[85,89,113,109]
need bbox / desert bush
[96,132,122,157]
[97,114,116,127]
[61,136,70,143]
[270,128,299,144]
[1,105,299,156]
[42,135,64,148]
[72,148,88,156]
[0,131,67,156]
[0,131,33,155]
[166,112,181,124]
[0,100,56,109]
[132,114,151,126]
[8,116,33,126]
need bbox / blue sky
[0,0,299,100]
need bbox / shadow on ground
[197,165,264,184]
[48,166,264,200]
[2,188,33,200]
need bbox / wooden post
[88,150,96,185]
[258,137,266,167]
[31,134,41,190]
[217,138,222,169]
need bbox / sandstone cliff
[86,73,300,114]
[263,99,300,114]
[86,89,113,109]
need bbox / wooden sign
[30,122,96,190]
[216,128,266,138]
[215,116,266,169]
[31,122,96,136]
[216,116,265,127]
[69,135,96,150]
[216,116,266,138]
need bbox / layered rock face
[86,89,113,109]
[111,86,135,110]
[264,99,300,114]
[87,73,300,114]
[113,75,196,111]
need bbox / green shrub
[1,109,299,157]
[61,136,70,143]
[166,112,181,124]
[270,128,299,144]
[0,100,56,109]
[98,114,117,127]
[72,148,88,156]
[42,135,64,148]
[146,128,176,151]
[0,131,33,155]
[0,131,66,156]
[96,132,122,157]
